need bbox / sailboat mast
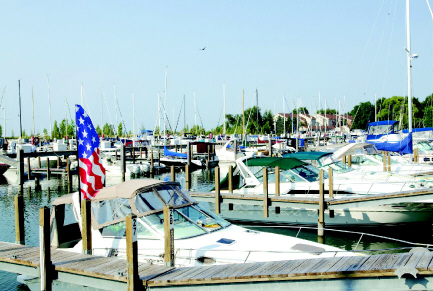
[132,93,135,137]
[194,92,197,135]
[114,84,118,133]
[319,91,321,135]
[283,94,286,136]
[325,99,327,135]
[406,0,413,134]
[158,93,161,136]
[65,96,68,137]
[375,94,377,122]
[223,83,226,135]
[256,89,259,134]
[32,86,35,136]
[47,76,52,138]
[101,84,103,130]
[19,80,22,138]
[164,68,167,137]
[2,87,5,139]
[183,95,186,133]
[242,90,245,141]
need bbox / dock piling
[27,157,31,179]
[215,166,221,214]
[275,166,280,196]
[263,167,269,218]
[268,140,272,157]
[14,194,25,245]
[38,156,41,168]
[318,169,325,238]
[328,167,334,218]
[163,205,175,267]
[185,165,190,191]
[348,155,352,167]
[17,149,24,188]
[57,156,60,168]
[39,206,52,291]
[171,166,175,182]
[383,154,386,172]
[388,153,391,172]
[120,144,126,181]
[228,166,233,193]
[81,199,92,255]
[46,158,50,180]
[132,148,135,164]
[150,148,154,174]
[187,143,191,166]
[342,155,346,165]
[125,213,140,290]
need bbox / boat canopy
[283,151,332,161]
[368,120,399,127]
[164,146,187,158]
[245,157,306,170]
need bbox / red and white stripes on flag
[79,148,105,200]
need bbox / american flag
[76,105,106,200]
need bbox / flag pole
[75,104,81,205]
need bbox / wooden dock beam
[14,194,25,245]
[125,213,139,291]
[318,169,325,238]
[46,157,50,180]
[17,149,24,193]
[171,166,175,182]
[215,166,221,214]
[120,143,126,181]
[263,167,269,218]
[81,199,92,255]
[275,166,280,196]
[163,205,175,267]
[185,165,191,191]
[228,165,233,193]
[39,206,52,291]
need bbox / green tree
[317,109,338,114]
[59,119,67,137]
[52,121,60,139]
[95,125,102,136]
[118,122,123,136]
[102,122,115,137]
[11,129,14,138]
[67,121,75,137]
[22,129,26,138]
[293,107,309,114]
[349,101,374,129]
[275,116,293,135]
[262,121,272,134]
[43,128,48,140]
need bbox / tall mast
[406,0,413,135]
[114,84,118,133]
[132,93,135,137]
[65,96,68,137]
[256,88,259,134]
[283,94,286,136]
[325,98,327,135]
[47,76,52,138]
[158,93,161,135]
[223,83,226,135]
[101,84,103,130]
[164,68,167,137]
[194,92,197,135]
[32,86,35,136]
[2,87,5,139]
[319,91,321,134]
[183,95,186,132]
[19,80,22,138]
[375,94,377,122]
[242,89,245,141]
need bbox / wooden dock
[2,241,433,290]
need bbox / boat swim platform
[2,241,433,290]
[187,188,433,210]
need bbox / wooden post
[132,148,136,164]
[348,155,352,167]
[185,165,190,191]
[207,145,210,163]
[66,158,72,190]
[120,143,126,181]
[38,156,41,168]
[228,165,233,193]
[39,206,52,291]
[387,153,391,172]
[175,144,178,152]
[27,156,31,179]
[163,205,175,267]
[268,139,272,157]
[318,169,325,237]
[263,167,269,217]
[383,154,386,172]
[46,157,50,180]
[187,142,191,166]
[171,166,175,182]
[140,148,142,158]
[14,194,25,245]
[57,156,60,168]
[150,148,154,173]
[115,150,118,161]
[234,139,238,156]
[158,150,160,168]
[342,155,346,165]
[328,167,333,198]
[215,166,221,214]
[125,213,139,290]
[81,199,92,255]
[17,149,24,187]
[275,166,280,196]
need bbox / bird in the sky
[200,47,206,50]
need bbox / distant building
[273,113,353,133]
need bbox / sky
[1,0,433,136]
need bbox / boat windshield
[370,155,399,164]
[320,162,353,173]
[416,142,433,153]
[256,165,328,183]
[368,124,397,135]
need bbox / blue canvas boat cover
[367,133,413,154]
[402,128,433,133]
[164,146,187,158]
[368,120,399,127]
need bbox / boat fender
[32,136,40,146]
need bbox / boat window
[364,145,378,155]
[370,154,398,164]
[321,162,353,173]
[92,199,132,225]
[290,165,328,182]
[416,142,433,153]
[142,212,206,239]
[155,186,188,206]
[64,203,78,225]
[351,156,379,166]
[101,220,159,239]
[195,205,231,228]
[177,206,221,230]
[368,125,394,135]
[134,191,165,213]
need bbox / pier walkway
[2,240,433,290]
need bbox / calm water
[0,165,431,290]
